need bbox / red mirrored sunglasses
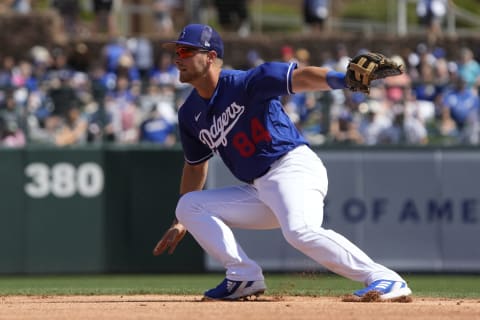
[175,47,209,59]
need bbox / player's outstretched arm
[292,52,404,95]
[291,66,338,93]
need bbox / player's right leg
[254,145,411,300]
[176,185,277,300]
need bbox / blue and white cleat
[203,278,266,300]
[354,280,412,300]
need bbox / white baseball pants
[176,145,404,285]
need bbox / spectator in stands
[139,83,176,122]
[106,73,141,143]
[54,101,88,146]
[303,0,330,33]
[29,45,52,84]
[149,51,190,107]
[457,47,480,91]
[87,107,115,143]
[324,44,350,130]
[412,47,449,104]
[185,0,207,24]
[329,109,364,145]
[0,116,26,147]
[92,0,117,36]
[152,0,175,36]
[86,75,115,143]
[127,36,154,86]
[358,100,390,146]
[11,60,38,92]
[0,55,15,88]
[384,55,412,104]
[5,0,31,14]
[413,64,441,101]
[280,45,296,63]
[214,0,250,37]
[71,72,93,112]
[284,47,330,145]
[416,0,447,45]
[376,58,431,146]
[102,37,141,88]
[139,103,176,146]
[101,44,142,108]
[378,104,429,145]
[293,90,331,146]
[107,73,136,107]
[68,42,91,73]
[149,51,178,87]
[401,82,436,137]
[46,47,73,81]
[46,70,78,131]
[440,76,480,144]
[51,0,81,38]
[335,44,351,72]
[245,50,264,68]
[432,48,452,91]
[25,85,57,145]
[102,37,130,74]
[296,48,310,67]
[0,89,26,147]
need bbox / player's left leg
[176,184,277,299]
[254,145,411,299]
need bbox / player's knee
[282,226,313,249]
[175,191,202,222]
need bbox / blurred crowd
[0,36,190,147]
[0,0,478,148]
[279,42,480,146]
[0,38,479,149]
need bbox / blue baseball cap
[163,24,224,59]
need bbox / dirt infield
[1,295,479,320]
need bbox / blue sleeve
[245,62,297,99]
[178,110,213,164]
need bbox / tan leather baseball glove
[346,52,404,94]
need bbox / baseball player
[153,24,412,301]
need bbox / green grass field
[1,273,479,299]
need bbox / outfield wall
[0,146,478,274]
[0,146,203,274]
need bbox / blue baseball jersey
[178,62,308,183]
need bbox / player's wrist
[326,71,347,90]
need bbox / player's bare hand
[153,221,187,255]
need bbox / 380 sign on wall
[24,162,104,198]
